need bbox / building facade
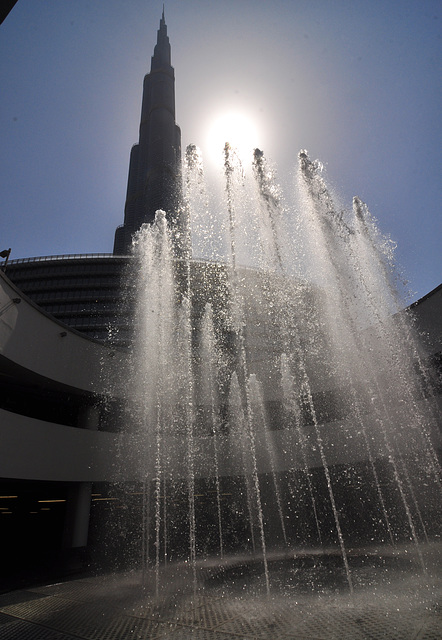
[5,254,129,345]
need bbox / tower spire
[151,6,171,69]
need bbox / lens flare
[205,112,260,166]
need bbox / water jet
[109,145,441,607]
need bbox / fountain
[0,147,438,639]
[109,144,441,600]
[63,145,439,639]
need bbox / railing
[5,253,279,275]
[6,253,130,265]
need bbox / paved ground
[0,549,440,639]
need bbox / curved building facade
[5,254,130,345]
[0,270,129,578]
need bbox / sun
[205,111,260,167]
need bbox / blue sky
[0,0,440,302]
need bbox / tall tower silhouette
[114,10,182,255]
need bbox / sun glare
[205,112,260,167]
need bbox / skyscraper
[113,10,182,255]
[6,11,183,343]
